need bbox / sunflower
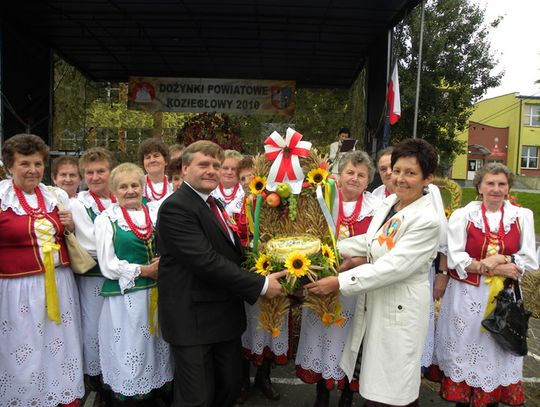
[249,176,267,195]
[306,167,329,186]
[255,254,273,276]
[321,244,336,266]
[284,251,311,278]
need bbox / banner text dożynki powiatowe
[128,77,296,116]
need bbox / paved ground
[83,319,540,406]
[238,318,540,406]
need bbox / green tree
[52,56,88,150]
[392,0,502,174]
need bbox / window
[524,104,540,126]
[521,146,538,169]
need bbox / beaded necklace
[218,183,240,204]
[337,189,363,237]
[13,180,47,218]
[145,175,168,201]
[121,205,153,241]
[89,190,116,213]
[480,202,505,257]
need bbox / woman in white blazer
[308,138,441,406]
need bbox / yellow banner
[128,77,296,116]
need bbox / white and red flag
[387,63,401,125]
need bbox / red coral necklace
[337,190,363,236]
[218,183,240,204]
[338,190,363,225]
[145,175,168,201]
[121,205,153,241]
[89,190,116,212]
[13,180,46,218]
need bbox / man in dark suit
[156,140,284,407]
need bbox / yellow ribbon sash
[482,274,505,329]
[148,286,159,336]
[36,217,61,324]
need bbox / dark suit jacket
[156,183,265,346]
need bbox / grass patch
[441,188,540,232]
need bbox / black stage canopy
[1,0,420,88]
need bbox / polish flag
[387,63,401,125]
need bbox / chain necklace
[121,205,153,241]
[145,175,168,201]
[89,190,116,213]
[13,180,47,218]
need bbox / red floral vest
[0,207,70,278]
[448,219,521,286]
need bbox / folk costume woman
[138,138,173,205]
[70,147,116,399]
[308,139,441,406]
[295,151,380,407]
[211,149,245,216]
[0,134,84,406]
[435,163,538,407]
[95,163,173,403]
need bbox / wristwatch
[504,255,516,264]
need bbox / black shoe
[338,385,353,407]
[235,383,250,404]
[254,361,280,401]
[313,380,329,407]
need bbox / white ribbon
[264,128,312,194]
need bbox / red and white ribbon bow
[264,128,312,184]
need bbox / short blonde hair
[223,149,243,161]
[110,163,145,192]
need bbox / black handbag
[481,279,531,357]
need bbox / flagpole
[412,0,425,139]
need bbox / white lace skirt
[98,289,173,397]
[241,301,289,363]
[295,293,357,381]
[421,265,436,368]
[435,277,523,392]
[0,267,85,406]
[76,275,105,376]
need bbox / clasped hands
[476,255,523,280]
